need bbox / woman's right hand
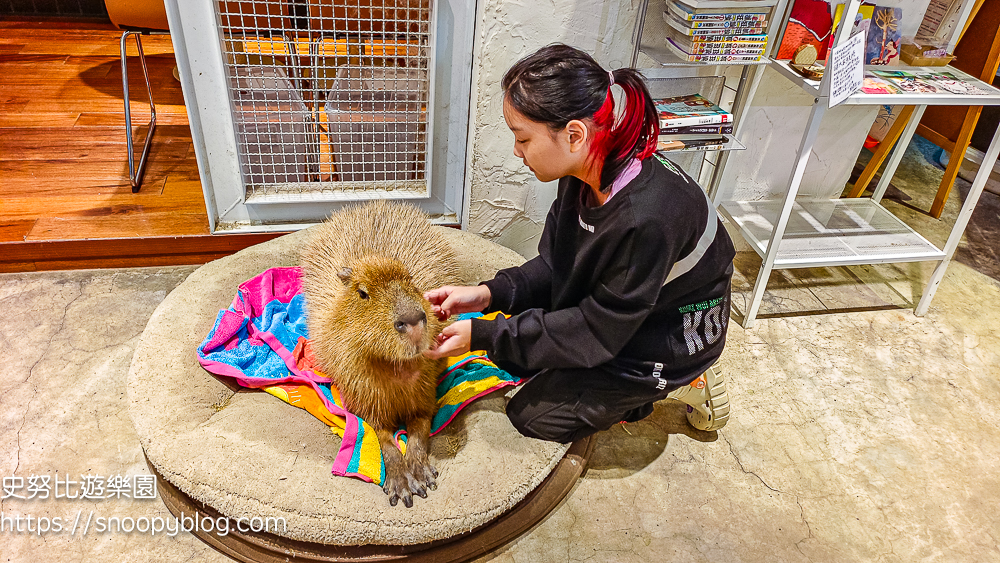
[424,285,492,321]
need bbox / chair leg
[121,30,157,193]
[847,105,915,198]
[931,106,983,218]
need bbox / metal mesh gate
[216,0,432,199]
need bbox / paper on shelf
[829,31,865,107]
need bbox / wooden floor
[0,20,285,272]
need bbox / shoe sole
[683,366,730,431]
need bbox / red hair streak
[589,82,658,187]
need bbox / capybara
[301,200,459,507]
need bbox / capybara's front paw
[405,455,438,499]
[382,467,414,508]
[381,457,438,508]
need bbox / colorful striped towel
[197,266,519,485]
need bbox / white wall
[464,0,642,258]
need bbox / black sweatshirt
[470,154,736,382]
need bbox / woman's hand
[423,285,492,321]
[423,320,472,359]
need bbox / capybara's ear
[337,267,353,285]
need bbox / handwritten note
[829,31,865,108]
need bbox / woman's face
[502,98,586,183]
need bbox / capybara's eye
[357,289,369,300]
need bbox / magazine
[654,93,733,127]
[860,75,898,94]
[867,70,990,95]
[666,1,769,22]
[918,72,990,95]
[871,70,938,92]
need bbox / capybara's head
[331,254,439,362]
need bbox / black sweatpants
[498,358,706,444]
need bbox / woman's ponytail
[502,44,660,193]
[591,68,659,190]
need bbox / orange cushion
[105,0,169,31]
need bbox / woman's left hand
[424,320,472,359]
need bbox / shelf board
[641,45,770,67]
[770,59,1000,105]
[658,133,746,153]
[718,198,946,268]
[770,59,823,97]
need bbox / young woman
[424,44,736,443]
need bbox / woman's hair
[501,43,659,191]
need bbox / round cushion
[127,227,570,546]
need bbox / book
[828,3,874,53]
[665,38,765,62]
[654,94,733,128]
[667,1,769,22]
[660,123,735,135]
[663,11,767,36]
[665,3,770,27]
[865,6,902,65]
[666,26,768,51]
[677,39,768,54]
[667,25,769,43]
[673,0,778,10]
[667,37,765,56]
[915,0,963,44]
[660,133,728,141]
[683,18,770,29]
[658,138,729,152]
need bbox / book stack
[662,0,777,63]
[655,93,734,151]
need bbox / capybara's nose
[394,310,427,334]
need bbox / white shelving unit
[663,133,747,153]
[718,0,1000,327]
[719,199,946,268]
[630,0,792,188]
[632,0,789,67]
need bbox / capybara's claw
[422,463,438,487]
[404,457,437,498]
[405,472,429,500]
[383,472,414,508]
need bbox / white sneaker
[666,366,730,431]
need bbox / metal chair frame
[120,30,159,192]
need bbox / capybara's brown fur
[300,200,459,507]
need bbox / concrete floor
[2,137,1000,562]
